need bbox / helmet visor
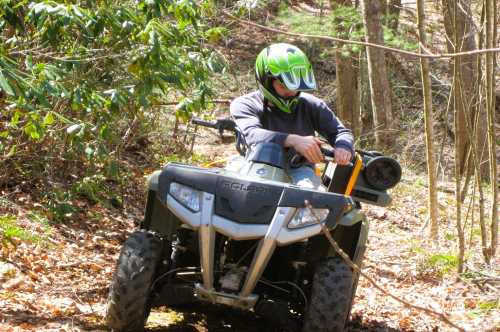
[279,66,317,91]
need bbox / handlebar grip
[290,147,335,168]
[320,147,354,167]
[320,147,335,158]
[191,118,218,129]
[290,147,354,168]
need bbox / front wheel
[302,257,356,332]
[105,230,164,332]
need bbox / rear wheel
[105,230,164,332]
[302,257,356,332]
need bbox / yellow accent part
[314,164,322,176]
[202,159,227,168]
[345,154,362,196]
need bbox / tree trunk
[485,0,498,259]
[454,68,466,273]
[459,29,490,263]
[335,53,361,138]
[360,0,393,148]
[472,5,489,181]
[359,53,371,134]
[417,0,439,242]
[331,0,361,138]
[447,1,467,273]
[387,0,402,31]
[441,0,482,176]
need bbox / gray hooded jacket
[230,91,354,154]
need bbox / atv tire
[105,230,164,332]
[302,257,355,332]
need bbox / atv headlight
[288,208,329,229]
[169,182,202,212]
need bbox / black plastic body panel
[158,163,220,201]
[322,164,353,194]
[214,175,282,224]
[246,142,286,169]
[158,163,349,226]
[142,189,181,241]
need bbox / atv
[105,117,402,332]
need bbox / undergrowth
[0,213,51,250]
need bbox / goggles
[277,66,316,91]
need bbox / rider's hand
[284,134,324,164]
[334,147,352,165]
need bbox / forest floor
[1,2,499,332]
[1,128,499,332]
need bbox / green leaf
[6,144,17,158]
[11,111,22,127]
[43,112,55,126]
[0,70,15,96]
[99,125,109,139]
[24,123,41,140]
[205,27,226,43]
[25,55,34,69]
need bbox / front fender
[328,212,368,266]
[141,170,180,241]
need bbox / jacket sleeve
[313,101,354,154]
[230,97,288,146]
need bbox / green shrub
[418,253,459,278]
[0,215,41,245]
[0,0,226,201]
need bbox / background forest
[0,0,498,331]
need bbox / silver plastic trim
[168,192,350,246]
[167,190,359,301]
[337,208,365,226]
[240,207,295,297]
[166,194,201,228]
[167,194,269,240]
[212,215,268,240]
[199,192,215,290]
[276,223,324,245]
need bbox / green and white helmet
[255,43,317,113]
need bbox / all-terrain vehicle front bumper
[153,163,355,309]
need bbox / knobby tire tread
[302,257,355,332]
[105,230,163,332]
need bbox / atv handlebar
[191,117,247,156]
[320,147,335,160]
[191,117,401,191]
[191,117,236,136]
[191,118,219,129]
[289,147,353,168]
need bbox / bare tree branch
[223,11,500,59]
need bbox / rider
[230,43,354,189]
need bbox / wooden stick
[305,201,466,331]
